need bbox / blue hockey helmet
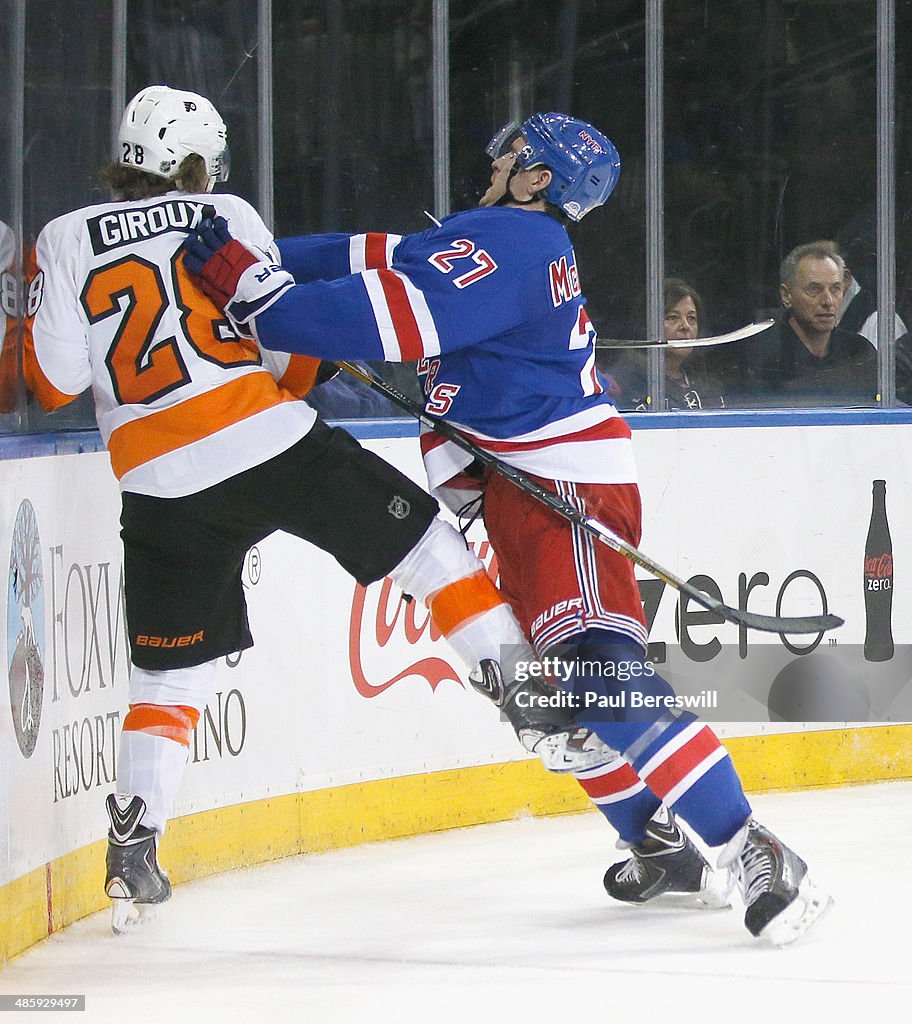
[486,112,621,221]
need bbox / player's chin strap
[495,188,539,209]
[336,361,844,637]
[494,159,546,208]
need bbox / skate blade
[693,866,736,910]
[758,876,833,947]
[111,899,159,935]
[525,731,616,774]
[628,885,734,911]
[617,891,733,910]
[607,869,734,910]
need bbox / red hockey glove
[182,216,293,328]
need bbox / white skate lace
[616,856,645,884]
[739,844,773,906]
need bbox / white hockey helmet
[118,86,229,183]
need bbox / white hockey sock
[390,518,535,672]
[444,602,533,680]
[115,661,218,835]
[390,518,483,603]
[116,728,191,835]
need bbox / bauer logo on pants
[7,498,46,758]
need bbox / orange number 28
[81,253,260,405]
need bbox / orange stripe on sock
[429,570,505,638]
[123,703,200,747]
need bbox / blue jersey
[262,207,636,490]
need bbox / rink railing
[2,410,912,966]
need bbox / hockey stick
[596,319,775,350]
[338,362,842,636]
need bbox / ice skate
[604,810,733,908]
[105,794,171,935]
[469,659,613,773]
[722,818,833,946]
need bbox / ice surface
[1,782,909,1022]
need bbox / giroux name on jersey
[88,200,216,256]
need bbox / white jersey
[28,191,318,497]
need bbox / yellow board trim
[3,724,911,967]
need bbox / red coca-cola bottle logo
[864,553,893,579]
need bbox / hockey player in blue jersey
[183,112,832,946]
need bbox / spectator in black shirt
[729,242,877,407]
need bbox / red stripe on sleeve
[365,233,390,270]
[377,269,426,361]
[643,727,721,800]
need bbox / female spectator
[609,278,726,411]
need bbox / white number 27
[428,239,498,289]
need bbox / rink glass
[1,1,910,431]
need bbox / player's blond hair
[98,153,210,200]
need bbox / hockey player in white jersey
[25,87,613,933]
[184,112,832,946]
